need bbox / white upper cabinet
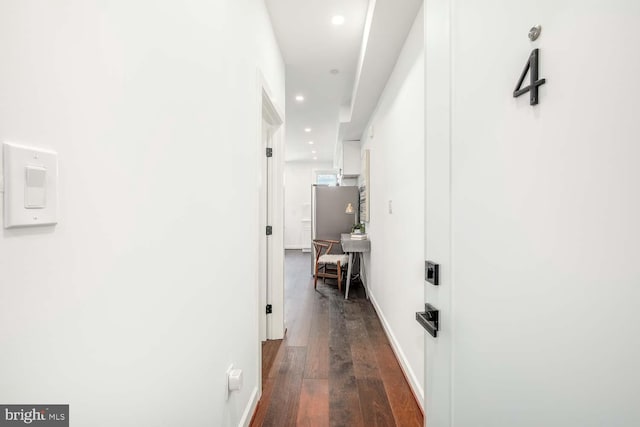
[339,140,361,177]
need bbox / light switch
[3,142,58,228]
[25,166,47,209]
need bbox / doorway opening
[258,79,285,396]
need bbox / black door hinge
[266,148,273,157]
[266,226,273,235]
[266,304,273,314]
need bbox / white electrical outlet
[228,368,243,391]
[388,200,393,214]
[225,364,234,400]
[226,364,243,395]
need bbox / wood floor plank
[283,249,315,347]
[296,379,329,427]
[357,378,397,427]
[328,287,365,427]
[376,343,423,427]
[251,376,275,427]
[304,292,330,379]
[362,298,423,424]
[262,339,283,383]
[284,285,314,347]
[344,299,380,380]
[358,297,388,343]
[262,346,307,427]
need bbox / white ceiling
[265,0,423,163]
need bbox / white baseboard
[367,290,425,412]
[239,386,259,427]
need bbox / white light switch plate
[3,142,58,228]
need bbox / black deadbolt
[425,261,439,286]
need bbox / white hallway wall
[0,1,284,426]
[360,7,425,405]
[284,161,332,249]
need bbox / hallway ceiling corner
[265,0,424,163]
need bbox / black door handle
[416,303,439,337]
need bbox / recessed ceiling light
[304,128,311,132]
[313,156,318,160]
[295,94,305,102]
[331,15,345,25]
[312,150,317,154]
[308,141,314,145]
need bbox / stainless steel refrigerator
[311,185,359,273]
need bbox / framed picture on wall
[360,149,370,222]
[359,185,367,223]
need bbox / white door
[259,119,270,342]
[265,124,275,339]
[259,86,285,343]
[425,1,640,426]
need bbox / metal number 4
[513,48,546,105]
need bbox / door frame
[424,0,452,426]
[258,71,285,345]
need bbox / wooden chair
[313,239,349,292]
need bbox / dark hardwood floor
[251,250,423,427]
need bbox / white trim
[284,245,311,250]
[368,288,425,412]
[239,386,259,427]
[257,69,285,343]
[260,75,284,127]
[424,1,452,425]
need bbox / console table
[340,233,371,300]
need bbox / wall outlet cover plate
[3,142,58,228]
